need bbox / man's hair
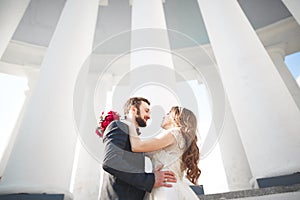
[123,97,150,115]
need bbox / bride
[128,106,201,200]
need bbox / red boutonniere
[95,110,120,137]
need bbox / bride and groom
[100,97,201,200]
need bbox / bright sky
[0,74,27,163]
[285,51,300,79]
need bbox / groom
[100,97,176,200]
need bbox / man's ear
[130,105,137,114]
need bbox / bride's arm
[125,120,177,152]
[130,129,176,152]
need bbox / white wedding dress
[146,128,199,200]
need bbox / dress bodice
[124,121,199,200]
[146,128,186,180]
[146,128,199,200]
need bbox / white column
[282,0,300,26]
[199,45,252,192]
[70,143,101,200]
[130,0,178,173]
[71,73,103,200]
[0,0,30,59]
[130,0,179,138]
[267,45,300,110]
[130,0,176,106]
[0,0,98,195]
[197,0,300,183]
[218,98,252,191]
[131,0,174,69]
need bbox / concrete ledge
[257,172,300,188]
[190,185,204,195]
[0,185,73,200]
[0,194,65,200]
[198,184,300,200]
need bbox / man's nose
[145,115,150,120]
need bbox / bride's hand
[123,120,138,136]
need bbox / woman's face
[161,111,175,129]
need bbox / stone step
[1,184,299,199]
[197,184,300,200]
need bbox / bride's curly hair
[171,106,201,185]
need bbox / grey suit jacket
[100,120,155,200]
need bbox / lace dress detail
[146,128,199,200]
[124,121,199,199]
[146,128,184,180]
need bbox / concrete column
[0,0,98,195]
[282,0,300,26]
[0,0,30,59]
[130,0,179,173]
[71,72,105,200]
[199,45,252,192]
[218,98,252,191]
[197,0,300,184]
[131,0,174,69]
[267,45,300,110]
[130,0,176,107]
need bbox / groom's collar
[136,128,141,136]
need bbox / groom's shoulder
[107,120,129,133]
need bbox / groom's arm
[103,161,176,191]
[102,121,155,192]
[102,164,155,192]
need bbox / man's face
[135,101,151,127]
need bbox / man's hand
[153,165,177,188]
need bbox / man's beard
[136,115,147,127]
